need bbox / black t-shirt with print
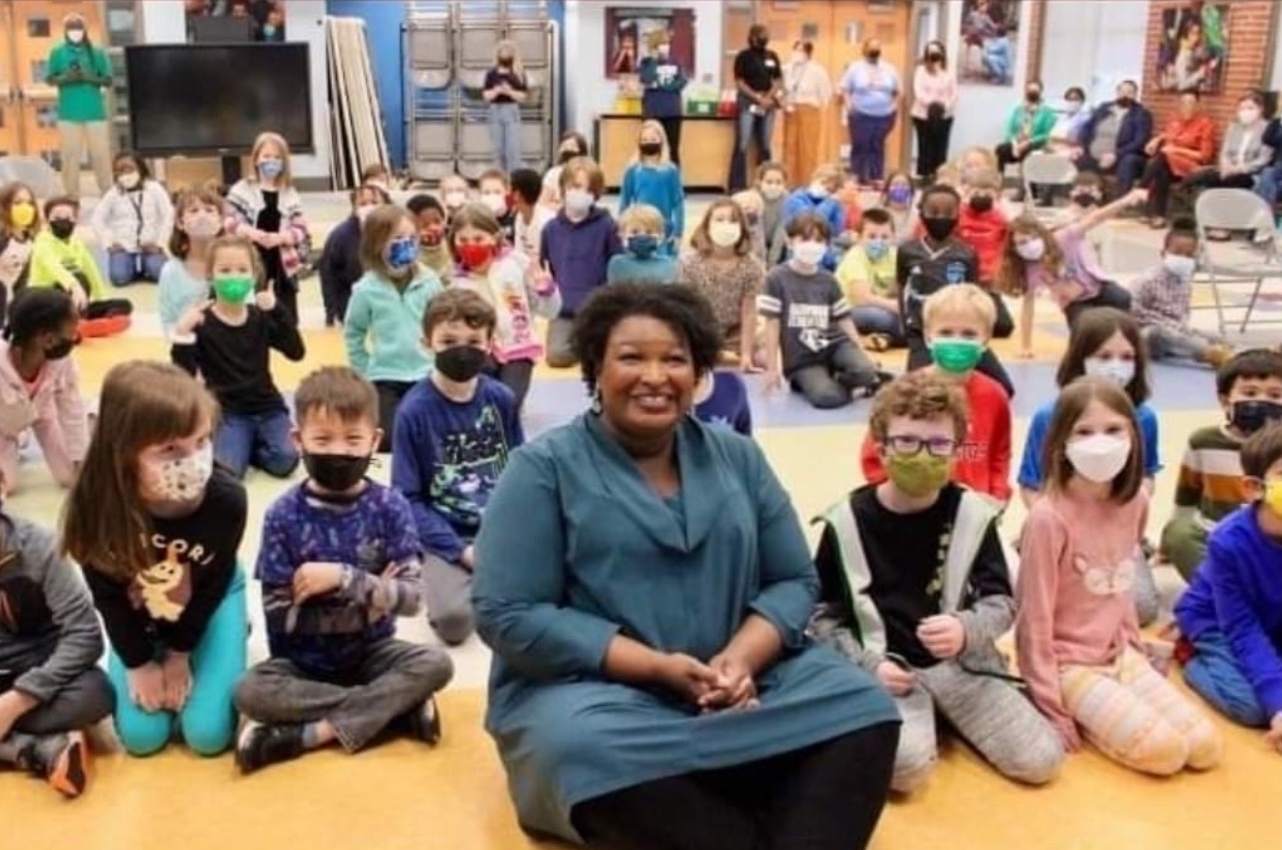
[84,469,248,668]
[896,237,979,335]
[759,264,849,375]
[484,67,528,104]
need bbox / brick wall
[1142,0,1277,130]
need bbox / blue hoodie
[539,206,623,316]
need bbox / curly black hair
[570,282,723,392]
[4,287,76,346]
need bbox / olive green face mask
[886,452,951,497]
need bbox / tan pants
[59,120,112,197]
[783,104,824,185]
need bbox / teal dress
[474,414,897,843]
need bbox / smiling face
[296,407,379,459]
[596,315,696,439]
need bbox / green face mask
[886,452,952,498]
[212,275,254,304]
[929,337,985,374]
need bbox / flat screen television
[125,43,313,156]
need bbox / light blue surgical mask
[257,159,284,180]
[864,238,889,261]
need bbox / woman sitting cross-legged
[473,282,900,850]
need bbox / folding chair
[0,155,62,199]
[1193,188,1282,336]
[1020,152,1077,220]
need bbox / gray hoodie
[0,514,103,702]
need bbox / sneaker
[402,696,442,746]
[20,731,89,798]
[1201,344,1233,370]
[235,720,305,774]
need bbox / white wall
[1040,0,1147,104]
[135,0,331,184]
[563,0,723,135]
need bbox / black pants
[1142,153,1181,218]
[69,272,133,319]
[913,116,953,181]
[571,723,899,850]
[995,141,1035,174]
[485,358,534,412]
[374,380,417,452]
[657,116,683,166]
[1183,167,1255,194]
[988,288,1015,339]
[1064,280,1132,328]
[321,275,353,327]
[907,332,1016,398]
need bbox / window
[27,18,51,38]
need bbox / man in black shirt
[729,24,783,191]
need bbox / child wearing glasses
[813,370,1063,793]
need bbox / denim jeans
[1254,163,1282,206]
[214,410,299,479]
[1183,629,1269,727]
[851,305,905,346]
[729,94,776,191]
[108,251,166,286]
[488,102,523,174]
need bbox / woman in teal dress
[474,283,899,849]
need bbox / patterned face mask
[142,444,213,503]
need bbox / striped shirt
[1172,425,1247,532]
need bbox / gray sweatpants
[423,555,475,646]
[234,639,453,752]
[5,668,114,737]
[892,659,1064,792]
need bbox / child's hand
[175,301,211,337]
[127,662,167,713]
[531,261,555,295]
[875,660,916,696]
[763,368,783,392]
[254,289,277,312]
[69,285,87,311]
[1266,712,1282,754]
[1055,716,1081,752]
[160,651,192,711]
[293,562,345,603]
[1126,187,1148,206]
[917,614,966,659]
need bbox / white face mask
[142,444,214,504]
[1066,433,1132,484]
[1016,237,1046,262]
[1065,101,1083,116]
[791,51,806,64]
[1084,356,1135,387]
[67,29,85,44]
[481,191,507,215]
[118,172,140,190]
[355,204,377,224]
[564,188,594,216]
[656,44,671,58]
[792,240,827,266]
[185,212,221,240]
[443,190,466,209]
[1239,107,1261,125]
[708,221,742,247]
[760,183,785,201]
[1163,254,1197,280]
[808,183,830,199]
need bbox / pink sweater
[0,341,88,488]
[1016,488,1148,728]
[910,65,958,119]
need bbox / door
[0,1,107,166]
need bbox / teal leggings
[108,568,247,757]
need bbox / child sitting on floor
[408,194,453,285]
[319,184,390,328]
[1174,422,1282,751]
[1017,376,1222,776]
[29,196,132,338]
[956,168,1015,340]
[478,168,518,245]
[860,285,1011,505]
[1131,218,1231,369]
[814,370,1063,792]
[1160,348,1282,580]
[693,370,752,436]
[510,167,552,267]
[607,204,680,286]
[159,188,225,340]
[836,208,903,350]
[234,366,453,774]
[759,212,880,409]
[391,290,524,646]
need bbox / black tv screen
[125,43,313,156]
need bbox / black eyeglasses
[885,435,957,457]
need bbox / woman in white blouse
[783,40,833,189]
[910,40,958,181]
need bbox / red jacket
[860,369,1012,503]
[957,206,1009,286]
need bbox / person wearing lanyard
[842,39,901,187]
[729,24,784,192]
[639,29,688,166]
[783,40,834,190]
[46,13,114,197]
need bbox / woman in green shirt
[46,14,113,196]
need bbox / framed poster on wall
[604,6,696,79]
[1156,3,1228,94]
[959,0,1019,86]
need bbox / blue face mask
[626,233,659,259]
[257,159,284,180]
[864,238,889,261]
[387,237,418,271]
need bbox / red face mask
[456,242,495,270]
[420,227,444,248]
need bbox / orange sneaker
[78,315,132,338]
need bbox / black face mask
[44,337,75,361]
[1230,400,1282,436]
[559,149,582,165]
[968,195,994,214]
[639,141,663,157]
[921,215,958,242]
[435,345,489,382]
[498,57,513,67]
[49,219,75,240]
[1025,90,1041,104]
[1116,96,1135,108]
[866,50,881,61]
[1072,192,1099,208]
[750,37,767,49]
[304,452,373,493]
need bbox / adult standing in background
[910,40,957,182]
[1072,80,1153,196]
[841,39,901,187]
[46,14,113,197]
[483,40,529,174]
[639,29,687,166]
[783,40,833,190]
[994,80,1056,174]
[729,24,784,191]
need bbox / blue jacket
[1081,100,1153,159]
[539,207,622,316]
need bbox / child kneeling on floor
[1174,423,1282,751]
[759,211,880,409]
[813,370,1063,791]
[29,196,132,338]
[1017,376,1222,776]
[391,290,524,646]
[235,367,454,774]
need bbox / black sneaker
[19,731,89,798]
[401,696,442,746]
[235,721,305,774]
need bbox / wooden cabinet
[595,114,736,192]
